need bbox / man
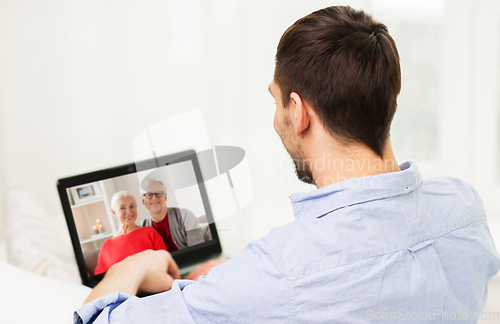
[140,178,205,251]
[75,6,500,323]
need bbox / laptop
[57,150,222,288]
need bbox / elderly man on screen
[76,6,500,323]
[140,178,205,251]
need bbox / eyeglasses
[143,191,165,199]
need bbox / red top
[152,212,179,252]
[94,227,167,275]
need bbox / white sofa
[0,188,91,323]
[0,259,91,324]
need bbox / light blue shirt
[75,162,500,323]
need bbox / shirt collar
[289,161,422,220]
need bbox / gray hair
[110,190,135,210]
[140,178,166,194]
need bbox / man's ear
[141,196,145,205]
[290,92,310,138]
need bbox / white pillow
[5,188,80,283]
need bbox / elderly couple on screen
[94,178,205,275]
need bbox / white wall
[0,89,4,242]
[0,0,499,255]
[438,0,500,240]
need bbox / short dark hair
[274,6,401,158]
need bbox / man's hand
[84,250,180,304]
[184,257,227,280]
[135,250,180,293]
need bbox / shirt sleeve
[73,236,291,323]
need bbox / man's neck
[150,205,168,223]
[310,142,400,189]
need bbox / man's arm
[76,236,288,324]
[84,250,180,304]
[184,257,226,280]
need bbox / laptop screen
[57,150,221,288]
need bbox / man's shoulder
[172,206,193,214]
[424,175,479,193]
[423,174,475,191]
[259,175,489,277]
[171,207,196,219]
[421,175,486,220]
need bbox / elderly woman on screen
[94,191,167,275]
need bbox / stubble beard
[291,149,315,185]
[280,115,315,185]
[149,203,163,217]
